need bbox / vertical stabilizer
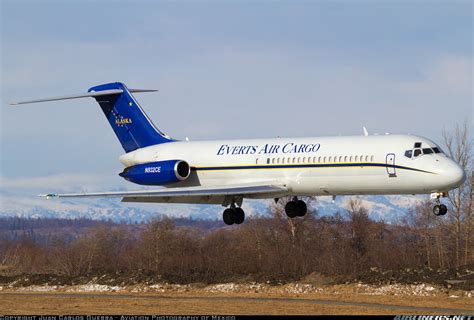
[88,82,173,152]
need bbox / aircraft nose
[446,161,466,189]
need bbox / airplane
[10,82,466,224]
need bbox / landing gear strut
[431,193,448,216]
[285,197,307,218]
[222,206,245,225]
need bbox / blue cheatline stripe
[191,162,435,174]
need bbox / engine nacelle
[119,160,191,185]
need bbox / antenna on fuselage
[363,127,369,136]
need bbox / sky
[0,1,472,214]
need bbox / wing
[40,184,288,205]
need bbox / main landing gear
[222,206,245,225]
[285,197,307,218]
[431,193,448,216]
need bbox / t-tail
[88,82,173,152]
[10,82,174,152]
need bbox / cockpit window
[405,142,445,159]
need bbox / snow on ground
[66,284,123,292]
[3,282,472,297]
[16,285,61,292]
[355,283,438,296]
[205,283,267,293]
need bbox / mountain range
[0,173,426,223]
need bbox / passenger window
[323,156,326,163]
[277,158,280,164]
[328,156,332,162]
[302,157,306,163]
[355,156,358,162]
[313,157,316,163]
[349,156,352,162]
[414,149,422,157]
[365,155,369,161]
[370,155,374,162]
[267,158,270,164]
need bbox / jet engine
[119,160,191,185]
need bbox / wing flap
[121,195,226,204]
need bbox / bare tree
[345,198,371,272]
[442,120,473,267]
[269,196,317,243]
[465,171,473,264]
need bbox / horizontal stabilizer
[129,89,158,93]
[9,88,157,105]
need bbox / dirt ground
[1,269,472,315]
[0,290,473,315]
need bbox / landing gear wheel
[295,200,307,217]
[433,205,442,216]
[285,201,298,218]
[223,208,235,225]
[234,207,245,224]
[433,204,448,216]
[439,204,448,215]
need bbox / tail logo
[115,116,133,127]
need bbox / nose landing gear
[433,203,448,216]
[431,192,448,216]
[285,197,307,218]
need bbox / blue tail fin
[88,82,173,153]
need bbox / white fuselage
[119,134,465,198]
